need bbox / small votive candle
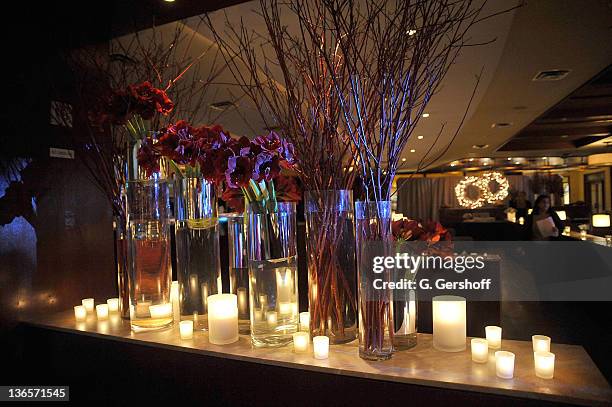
[208,294,239,345]
[74,305,87,321]
[495,351,515,379]
[485,326,502,350]
[313,336,329,360]
[534,351,555,379]
[82,298,95,313]
[532,335,551,353]
[107,298,119,313]
[266,311,278,326]
[293,332,309,353]
[179,320,194,340]
[278,302,292,316]
[149,303,172,319]
[96,304,109,320]
[518,217,524,225]
[299,312,310,331]
[471,338,489,363]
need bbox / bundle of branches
[51,19,225,219]
[204,2,357,193]
[289,0,515,202]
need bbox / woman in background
[524,194,563,240]
[510,191,532,219]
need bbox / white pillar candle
[74,305,87,321]
[485,326,502,349]
[266,311,278,326]
[471,338,489,363]
[107,298,119,313]
[313,336,329,360]
[534,351,555,379]
[208,294,238,345]
[532,335,551,353]
[495,351,515,379]
[82,298,95,313]
[293,332,309,353]
[253,308,263,322]
[96,304,109,320]
[299,312,310,332]
[432,296,466,352]
[179,320,194,340]
[149,303,172,319]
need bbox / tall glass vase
[127,179,173,331]
[247,202,299,347]
[305,190,357,344]
[228,213,250,335]
[174,177,221,330]
[113,215,130,319]
[355,201,394,360]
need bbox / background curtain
[396,175,533,222]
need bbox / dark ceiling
[499,65,612,152]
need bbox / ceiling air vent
[532,69,571,82]
[209,101,236,111]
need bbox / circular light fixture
[455,176,487,209]
[417,135,424,140]
[402,158,407,162]
[410,149,416,153]
[479,172,510,203]
[422,113,430,118]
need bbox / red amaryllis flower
[392,218,423,241]
[128,81,174,120]
[225,156,253,188]
[252,152,281,182]
[253,131,283,153]
[419,221,452,243]
[136,138,161,177]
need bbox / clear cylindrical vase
[127,179,173,331]
[113,215,130,319]
[227,213,250,335]
[355,201,394,360]
[247,202,299,347]
[174,177,221,330]
[305,190,357,344]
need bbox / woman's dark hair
[533,194,552,215]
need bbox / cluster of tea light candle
[74,297,120,321]
[470,326,555,380]
[291,312,329,359]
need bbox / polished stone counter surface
[21,311,612,406]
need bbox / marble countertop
[21,311,612,406]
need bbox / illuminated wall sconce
[592,214,611,228]
[556,210,567,221]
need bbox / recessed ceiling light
[410,149,416,153]
[472,144,489,150]
[422,113,430,118]
[402,158,407,162]
[542,156,547,159]
[417,135,424,140]
[507,157,512,161]
[514,161,520,165]
[469,158,474,162]
[450,163,456,167]
[406,29,417,36]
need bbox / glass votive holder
[534,351,555,379]
[485,326,502,350]
[299,312,310,332]
[532,335,551,353]
[471,338,489,363]
[107,298,119,313]
[180,320,194,340]
[313,336,329,360]
[96,304,109,320]
[495,351,515,379]
[293,332,309,353]
[74,305,87,321]
[82,298,95,313]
